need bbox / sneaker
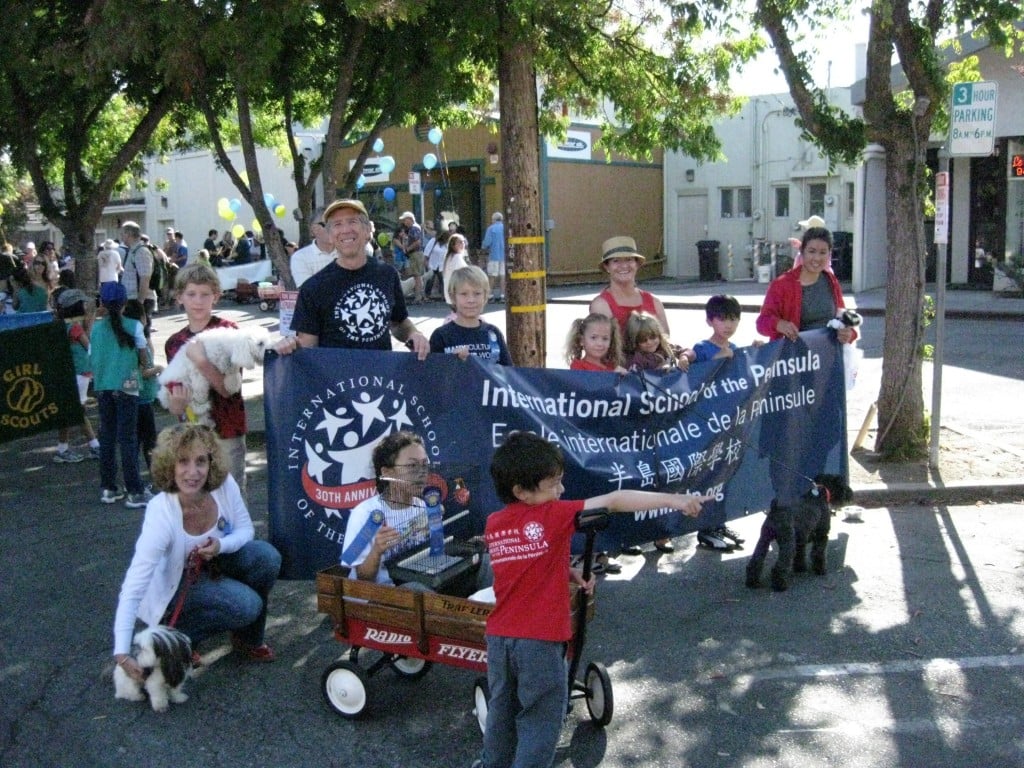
[88,445,100,460]
[716,525,745,546]
[54,448,85,463]
[101,488,125,504]
[125,490,153,508]
[697,528,734,551]
[620,545,644,556]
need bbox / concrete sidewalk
[547,278,1024,320]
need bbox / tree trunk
[497,8,545,368]
[64,220,99,296]
[874,122,927,457]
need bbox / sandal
[592,554,622,575]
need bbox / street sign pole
[930,159,950,468]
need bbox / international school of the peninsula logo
[285,374,439,544]
[333,284,392,344]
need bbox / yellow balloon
[0,202,5,216]
[232,224,245,238]
[252,219,262,234]
[274,204,286,217]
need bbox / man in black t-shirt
[280,199,428,357]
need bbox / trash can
[696,240,720,282]
[832,231,852,281]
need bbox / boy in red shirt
[477,431,709,768]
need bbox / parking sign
[950,81,998,156]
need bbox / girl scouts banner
[265,330,847,579]
[0,317,84,444]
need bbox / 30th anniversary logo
[284,374,440,545]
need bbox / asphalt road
[2,292,1022,768]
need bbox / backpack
[147,246,167,292]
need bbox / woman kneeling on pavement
[112,424,281,672]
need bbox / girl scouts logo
[287,376,437,543]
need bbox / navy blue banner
[265,330,847,579]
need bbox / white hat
[25,241,35,250]
[798,215,827,230]
[101,239,117,250]
[399,211,416,222]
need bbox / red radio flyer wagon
[315,511,614,731]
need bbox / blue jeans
[97,390,143,495]
[482,635,568,768]
[168,540,281,648]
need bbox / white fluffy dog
[113,626,194,712]
[158,327,270,425]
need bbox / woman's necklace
[180,494,214,533]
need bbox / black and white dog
[745,474,853,592]
[113,626,194,712]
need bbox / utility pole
[496,2,545,368]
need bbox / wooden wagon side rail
[316,565,429,653]
[317,566,596,655]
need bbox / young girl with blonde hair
[564,313,626,373]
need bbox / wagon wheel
[472,676,489,735]
[584,661,613,726]
[259,300,270,312]
[389,655,432,680]
[321,660,369,718]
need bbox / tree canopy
[752,0,1021,457]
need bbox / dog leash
[165,547,205,628]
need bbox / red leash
[166,547,204,628]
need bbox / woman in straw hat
[589,236,670,336]
[588,235,689,555]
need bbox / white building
[97,146,306,251]
[663,88,859,284]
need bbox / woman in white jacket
[112,424,281,674]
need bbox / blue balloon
[356,175,366,190]
[383,187,396,202]
[379,156,396,174]
[423,153,438,170]
[263,192,276,208]
[435,188,442,197]
[372,138,384,153]
[229,198,241,213]
[427,127,443,145]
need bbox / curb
[851,479,1024,507]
